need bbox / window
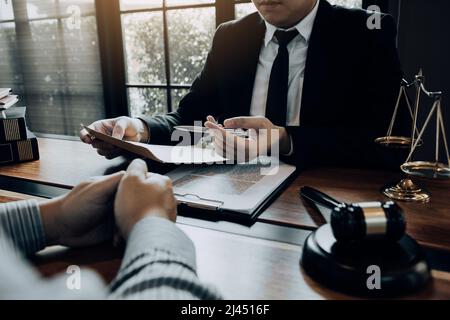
[235,1,257,19]
[120,0,216,118]
[0,0,105,136]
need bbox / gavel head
[330,201,406,242]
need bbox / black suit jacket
[143,0,404,170]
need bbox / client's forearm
[108,216,222,300]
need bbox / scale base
[382,179,431,202]
[301,225,430,297]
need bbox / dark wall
[389,0,450,161]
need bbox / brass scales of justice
[375,70,450,202]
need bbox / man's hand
[39,171,125,247]
[204,116,291,162]
[115,159,177,239]
[80,117,150,159]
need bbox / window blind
[0,0,105,136]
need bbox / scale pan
[401,161,450,179]
[375,136,421,148]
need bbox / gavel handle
[300,186,342,210]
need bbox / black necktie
[265,29,299,127]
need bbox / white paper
[84,126,227,164]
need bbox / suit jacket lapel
[234,13,266,117]
[301,0,334,124]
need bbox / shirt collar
[263,0,320,47]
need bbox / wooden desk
[2,138,450,250]
[0,138,126,188]
[1,138,450,299]
[262,168,450,251]
[1,194,449,300]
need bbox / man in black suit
[81,0,403,170]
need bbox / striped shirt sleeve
[0,200,221,300]
[108,217,222,300]
[0,200,46,255]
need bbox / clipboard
[166,160,297,222]
[174,171,297,224]
[83,125,297,223]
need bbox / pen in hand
[205,116,248,138]
[197,116,249,149]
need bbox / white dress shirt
[250,0,320,127]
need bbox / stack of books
[0,88,19,114]
[0,88,40,166]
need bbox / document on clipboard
[167,160,296,219]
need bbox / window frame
[122,1,218,114]
[96,0,243,118]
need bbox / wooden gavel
[300,187,407,242]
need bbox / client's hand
[80,116,150,159]
[114,159,177,239]
[39,171,125,247]
[204,116,291,162]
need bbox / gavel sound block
[300,187,430,297]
